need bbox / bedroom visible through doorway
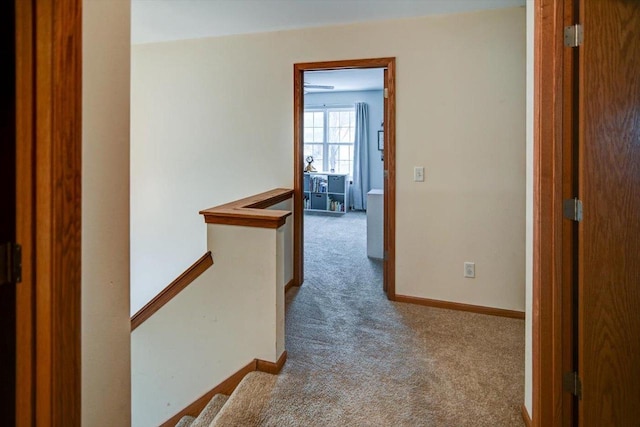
[302,69,385,289]
[293,58,396,298]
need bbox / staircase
[132,189,294,426]
[175,372,277,427]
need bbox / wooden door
[382,62,396,299]
[1,0,17,423]
[14,0,83,424]
[578,1,640,425]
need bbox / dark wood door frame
[15,0,82,425]
[2,0,17,423]
[293,58,396,298]
[533,0,576,426]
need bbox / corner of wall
[82,0,132,425]
[524,0,535,416]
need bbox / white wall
[393,10,526,310]
[131,6,526,314]
[304,90,385,190]
[132,216,288,427]
[82,0,131,425]
[524,0,535,416]
[270,199,294,289]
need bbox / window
[304,107,355,176]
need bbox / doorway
[301,68,385,289]
[293,58,396,298]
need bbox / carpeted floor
[256,211,525,426]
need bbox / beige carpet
[191,394,228,427]
[221,212,525,426]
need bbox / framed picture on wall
[377,130,384,151]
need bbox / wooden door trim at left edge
[293,58,396,298]
[533,0,568,426]
[15,0,34,424]
[16,0,83,425]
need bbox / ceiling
[304,69,384,93]
[132,0,526,45]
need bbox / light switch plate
[414,166,425,182]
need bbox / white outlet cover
[464,262,475,278]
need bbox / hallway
[255,212,525,426]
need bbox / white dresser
[366,189,384,259]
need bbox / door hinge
[383,250,388,261]
[563,198,583,222]
[564,24,583,47]
[383,170,389,178]
[384,88,389,98]
[563,371,583,399]
[0,242,22,285]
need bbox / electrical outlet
[464,262,475,278]
[414,166,425,182]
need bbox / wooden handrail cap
[200,188,294,229]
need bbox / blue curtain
[351,102,369,210]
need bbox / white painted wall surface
[304,90,385,190]
[525,0,535,416]
[270,199,294,289]
[82,1,131,425]
[131,217,288,427]
[131,6,526,314]
[392,10,526,310]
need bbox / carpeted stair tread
[209,372,277,426]
[190,393,228,427]
[175,415,195,427]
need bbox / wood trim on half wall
[131,252,214,331]
[292,58,396,299]
[159,352,288,427]
[255,351,288,375]
[199,188,294,229]
[159,360,256,427]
